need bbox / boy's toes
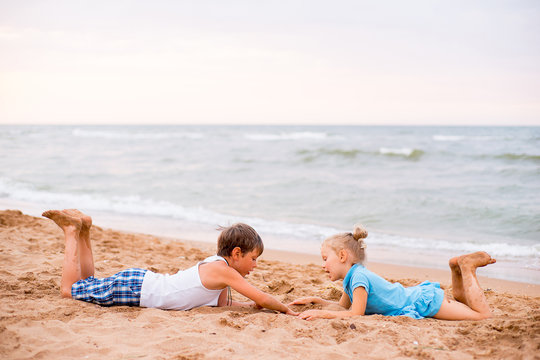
[42,210,55,218]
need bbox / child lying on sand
[290,225,495,320]
[43,209,297,315]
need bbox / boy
[43,209,296,315]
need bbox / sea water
[1,125,539,283]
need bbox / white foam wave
[0,177,338,241]
[433,135,465,142]
[244,132,329,141]
[72,128,204,140]
[368,232,539,259]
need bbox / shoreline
[1,198,538,286]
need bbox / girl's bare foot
[457,251,496,271]
[42,210,82,231]
[449,256,462,275]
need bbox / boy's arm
[217,290,260,308]
[219,266,297,315]
[298,287,367,320]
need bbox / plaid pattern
[71,268,147,306]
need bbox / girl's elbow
[349,309,365,317]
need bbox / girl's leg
[43,210,83,298]
[458,252,495,314]
[64,209,94,279]
[434,252,495,320]
[448,256,467,305]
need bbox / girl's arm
[298,287,367,320]
[290,291,351,308]
[289,296,338,307]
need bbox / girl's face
[321,245,348,281]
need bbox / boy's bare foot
[64,209,92,229]
[42,210,82,231]
[457,251,496,271]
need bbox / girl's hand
[288,297,322,306]
[298,309,327,320]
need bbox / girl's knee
[477,310,492,320]
[434,299,491,321]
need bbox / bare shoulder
[199,260,239,289]
[200,259,228,272]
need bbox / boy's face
[234,249,260,277]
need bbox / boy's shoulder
[199,258,234,277]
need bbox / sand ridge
[0,210,538,359]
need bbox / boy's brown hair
[217,223,264,257]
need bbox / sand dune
[0,210,538,359]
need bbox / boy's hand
[249,301,263,310]
[285,308,299,316]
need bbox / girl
[290,225,495,320]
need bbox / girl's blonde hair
[323,224,368,264]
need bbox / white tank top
[139,255,227,310]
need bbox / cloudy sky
[1,1,539,125]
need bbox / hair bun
[352,224,368,240]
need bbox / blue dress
[343,264,444,319]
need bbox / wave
[298,147,424,161]
[297,148,362,159]
[433,135,498,142]
[495,153,540,162]
[379,147,424,158]
[1,177,537,260]
[244,132,330,141]
[72,128,205,140]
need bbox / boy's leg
[434,252,495,320]
[64,209,94,279]
[43,210,83,298]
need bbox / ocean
[1,125,539,283]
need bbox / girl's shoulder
[345,264,369,283]
[349,264,385,283]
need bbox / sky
[0,0,539,126]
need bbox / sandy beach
[1,209,538,360]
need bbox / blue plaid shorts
[71,268,147,306]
